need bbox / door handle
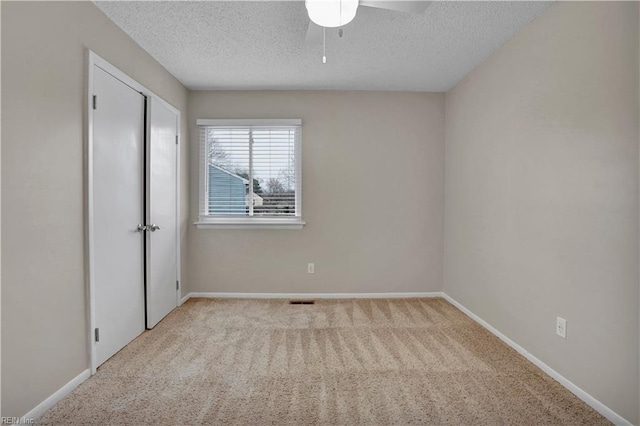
[148,224,160,232]
[136,224,147,232]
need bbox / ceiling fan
[305,0,432,62]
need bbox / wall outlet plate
[307,263,315,274]
[556,316,567,339]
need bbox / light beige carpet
[39,298,608,425]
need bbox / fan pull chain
[322,27,327,64]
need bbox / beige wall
[443,2,639,423]
[188,91,444,294]
[1,1,189,417]
[1,0,3,412]
[3,0,637,422]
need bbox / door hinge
[175,135,179,144]
[92,95,97,110]
[94,328,100,342]
[176,280,180,290]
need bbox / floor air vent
[289,300,315,305]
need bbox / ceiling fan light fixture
[305,0,359,28]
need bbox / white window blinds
[198,119,302,223]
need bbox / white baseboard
[179,293,190,306]
[20,368,90,422]
[182,291,444,302]
[441,293,631,426]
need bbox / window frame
[195,119,304,229]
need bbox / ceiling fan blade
[359,1,432,14]
[305,21,324,44]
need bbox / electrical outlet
[556,317,567,339]
[307,263,315,274]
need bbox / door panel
[92,66,146,366]
[146,98,178,328]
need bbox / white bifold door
[91,63,179,368]
[146,98,179,328]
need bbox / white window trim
[194,218,306,230]
[197,119,302,127]
[196,118,304,230]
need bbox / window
[196,119,304,229]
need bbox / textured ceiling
[94,1,552,92]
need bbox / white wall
[443,2,639,423]
[188,91,445,294]
[1,1,189,417]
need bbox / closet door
[92,66,146,366]
[145,98,179,328]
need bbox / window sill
[194,219,306,230]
